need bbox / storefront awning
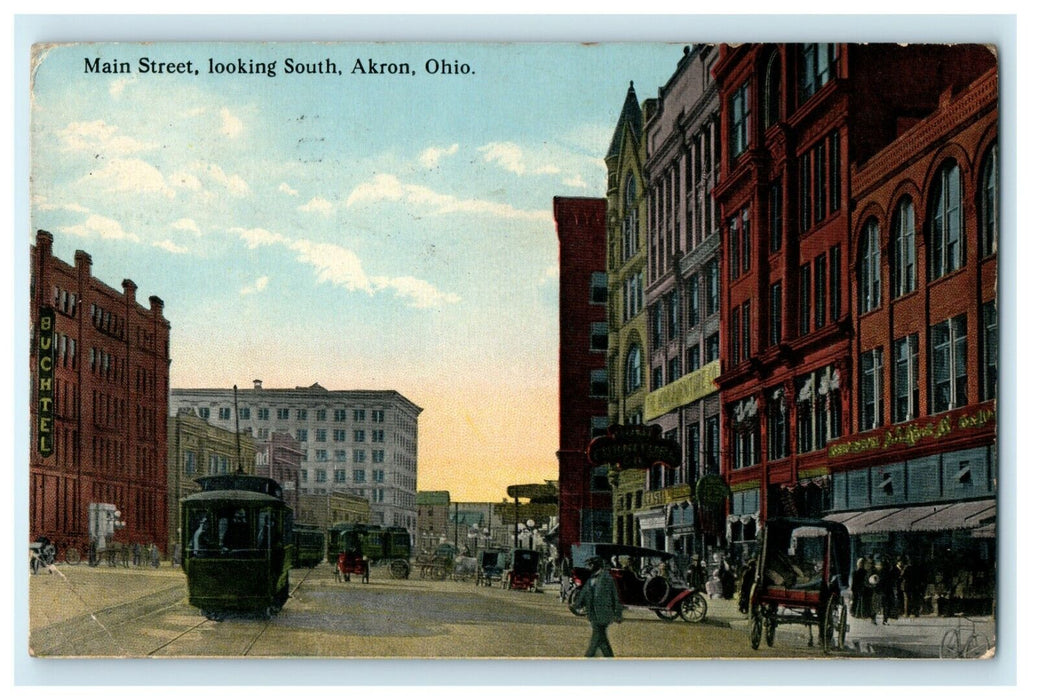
[825,499,995,536]
[637,509,667,531]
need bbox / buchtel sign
[37,307,55,457]
[586,424,681,471]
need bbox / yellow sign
[644,360,721,421]
[827,405,996,460]
[642,484,692,507]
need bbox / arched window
[859,218,881,313]
[980,143,999,257]
[929,161,964,279]
[892,197,916,298]
[625,344,643,393]
[622,173,638,260]
[763,50,781,128]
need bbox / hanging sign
[37,307,55,457]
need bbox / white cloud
[346,173,551,223]
[278,182,299,197]
[234,227,290,249]
[60,213,140,242]
[79,158,176,198]
[171,218,201,234]
[478,141,560,176]
[109,77,135,98]
[240,276,270,296]
[170,170,203,191]
[32,194,90,213]
[220,107,243,138]
[419,143,459,168]
[346,173,405,207]
[371,275,461,309]
[58,120,154,155]
[298,196,334,216]
[289,239,371,293]
[153,239,189,254]
[563,174,588,188]
[200,163,250,196]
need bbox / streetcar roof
[181,489,286,505]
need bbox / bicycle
[939,616,991,659]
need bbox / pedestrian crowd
[850,554,925,623]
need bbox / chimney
[149,295,164,315]
[122,279,137,305]
[254,379,263,390]
[74,249,92,276]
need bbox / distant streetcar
[180,474,294,619]
[327,522,412,579]
[291,523,325,568]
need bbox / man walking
[575,556,623,657]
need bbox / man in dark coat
[575,556,624,657]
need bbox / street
[28,562,840,659]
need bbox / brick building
[554,196,610,558]
[254,430,304,515]
[416,490,452,554]
[641,44,724,558]
[167,409,257,553]
[711,44,997,560]
[30,230,171,555]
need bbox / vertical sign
[37,307,55,457]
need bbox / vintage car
[503,548,540,591]
[475,549,509,587]
[565,543,707,623]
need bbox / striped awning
[825,499,995,535]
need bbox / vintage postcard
[25,36,1002,670]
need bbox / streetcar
[291,523,325,568]
[180,474,294,619]
[327,522,412,579]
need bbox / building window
[687,344,701,372]
[651,366,664,391]
[651,303,663,350]
[668,356,682,384]
[668,292,680,340]
[728,215,741,280]
[704,416,720,475]
[796,366,842,454]
[894,334,919,423]
[372,469,385,482]
[334,469,347,483]
[687,274,700,328]
[333,409,347,422]
[625,345,643,393]
[706,334,720,363]
[860,218,882,313]
[860,347,884,431]
[590,322,608,352]
[929,161,964,279]
[623,173,639,260]
[799,263,811,336]
[980,144,999,257]
[731,304,742,365]
[372,429,385,443]
[334,449,347,462]
[315,469,327,483]
[353,450,367,464]
[315,428,327,442]
[333,429,347,442]
[687,422,700,477]
[706,258,720,315]
[353,469,366,482]
[798,43,838,103]
[257,407,269,420]
[982,302,997,401]
[730,397,760,470]
[798,131,840,232]
[931,315,968,412]
[277,408,290,420]
[354,430,366,442]
[729,81,750,162]
[296,429,308,443]
[893,198,916,298]
[764,50,781,128]
[218,407,231,421]
[315,449,328,462]
[198,407,210,420]
[297,409,307,420]
[236,407,249,420]
[623,271,644,322]
[767,387,789,460]
[829,245,842,322]
[372,409,385,423]
[590,271,608,304]
[353,409,366,422]
[769,282,782,346]
[316,409,326,421]
[184,450,196,475]
[814,254,827,329]
[590,369,608,398]
[741,300,750,361]
[591,416,609,438]
[768,181,782,253]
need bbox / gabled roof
[606,81,643,160]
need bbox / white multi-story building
[170,380,421,538]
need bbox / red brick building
[711,44,996,554]
[554,197,610,559]
[30,230,171,556]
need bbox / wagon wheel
[680,592,708,623]
[643,575,670,606]
[390,559,409,579]
[822,595,847,653]
[748,584,763,650]
[435,565,448,581]
[64,546,81,565]
[765,617,777,647]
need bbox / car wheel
[679,593,708,623]
[654,608,679,621]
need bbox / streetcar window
[188,509,214,555]
[219,506,252,550]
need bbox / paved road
[29,562,834,659]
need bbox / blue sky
[30,41,683,499]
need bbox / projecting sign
[37,307,55,457]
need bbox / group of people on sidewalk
[850,554,924,624]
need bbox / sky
[28,41,684,501]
